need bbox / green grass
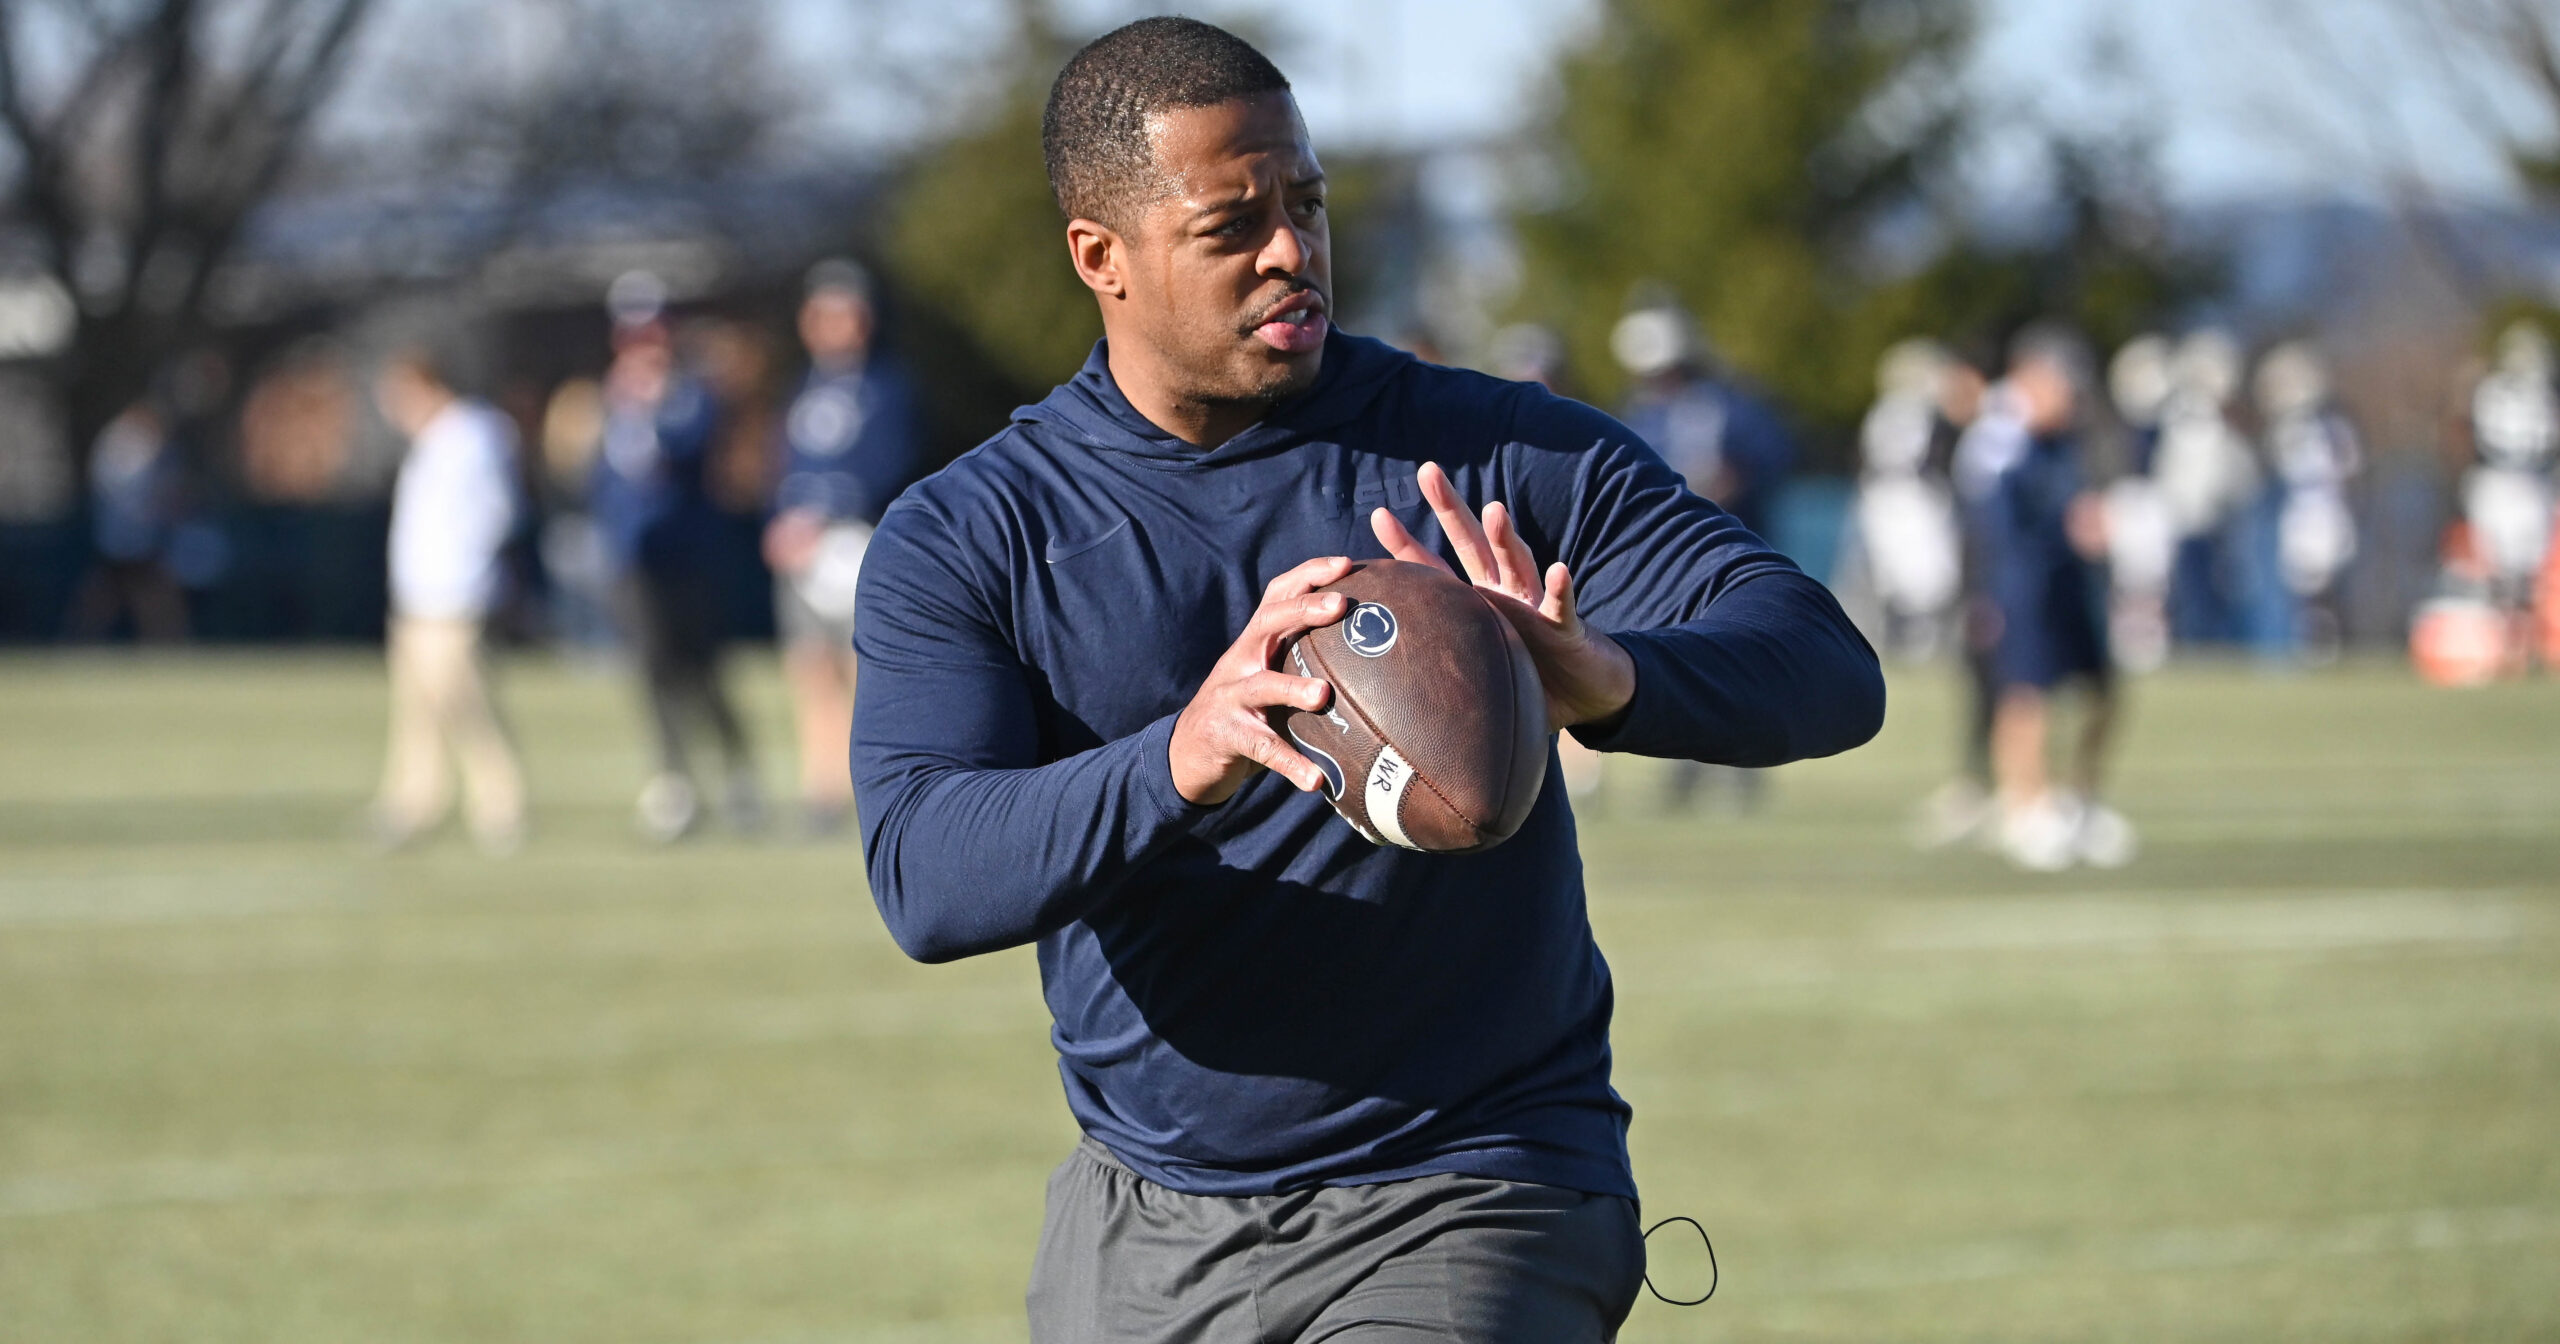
[1,651,2555,1343]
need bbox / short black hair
[1042,17,1291,228]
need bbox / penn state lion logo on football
[1344,601,1398,658]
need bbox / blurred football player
[1491,321,1608,804]
[591,274,760,841]
[2465,321,2557,668]
[1854,338,1964,660]
[2101,335,2177,672]
[68,400,192,642]
[1896,343,2017,851]
[2155,330,2261,646]
[368,341,527,854]
[2255,342,2363,658]
[1611,305,1796,538]
[764,260,921,834]
[1613,303,1799,813]
[1966,328,2134,871]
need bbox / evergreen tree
[889,80,1103,395]
[1519,0,2191,449]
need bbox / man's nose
[1258,216,1310,278]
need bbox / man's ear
[1066,218,1129,300]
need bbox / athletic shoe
[1999,795,2080,872]
[2074,799,2137,869]
[636,772,701,843]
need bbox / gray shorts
[1027,1139,1646,1344]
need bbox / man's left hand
[1371,462,1636,731]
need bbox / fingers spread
[1484,501,1539,601]
[1419,462,1497,585]
[1542,561,1576,626]
[1370,508,1448,571]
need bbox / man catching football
[851,18,1884,1341]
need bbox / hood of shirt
[1013,328,1413,468]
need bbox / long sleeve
[1503,391,1885,766]
[850,502,1208,964]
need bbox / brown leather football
[1274,559,1549,853]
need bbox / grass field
[2,651,2555,1343]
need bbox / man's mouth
[1249,289,1329,355]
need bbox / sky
[968,0,2535,207]
[329,0,2538,209]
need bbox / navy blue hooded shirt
[851,331,1883,1199]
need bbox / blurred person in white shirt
[370,343,528,854]
[2467,325,2557,603]
[2255,342,2363,658]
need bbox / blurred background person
[2100,335,2178,674]
[1612,303,1797,540]
[2155,330,2261,649]
[591,274,760,842]
[536,376,618,651]
[1852,337,1965,662]
[1488,319,1609,806]
[1916,344,2019,851]
[1487,321,1578,401]
[763,259,920,835]
[1613,301,1798,814]
[2255,341,2364,659]
[368,342,527,855]
[67,400,192,642]
[1970,328,2134,872]
[2464,321,2557,671]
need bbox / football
[1274,559,1549,853]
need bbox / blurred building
[0,167,952,644]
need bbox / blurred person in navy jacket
[1611,303,1799,813]
[1612,305,1797,539]
[762,260,921,834]
[69,401,192,642]
[1960,328,2135,871]
[591,275,761,841]
[370,342,527,854]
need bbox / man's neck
[1103,342,1270,450]
[410,391,459,438]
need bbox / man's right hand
[1168,555,1353,805]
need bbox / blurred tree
[1518,0,2195,451]
[356,0,804,204]
[0,0,376,455]
[888,75,1100,397]
[1519,0,1972,430]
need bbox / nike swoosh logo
[1043,517,1130,564]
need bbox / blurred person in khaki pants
[370,343,527,854]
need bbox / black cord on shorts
[1640,1215,1717,1306]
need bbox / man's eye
[1212,217,1253,239]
